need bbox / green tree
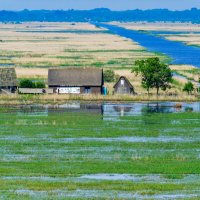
[183,82,194,94]
[132,59,153,94]
[132,57,172,95]
[103,69,115,82]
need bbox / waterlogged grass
[0,107,200,199]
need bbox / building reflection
[14,102,200,119]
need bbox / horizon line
[0,7,199,12]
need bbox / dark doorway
[84,87,91,94]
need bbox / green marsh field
[0,103,200,199]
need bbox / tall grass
[0,94,199,105]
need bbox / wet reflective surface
[4,102,200,118]
[0,101,200,199]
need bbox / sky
[0,0,199,11]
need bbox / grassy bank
[0,94,199,105]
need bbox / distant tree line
[1,8,200,22]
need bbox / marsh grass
[0,22,165,69]
[0,107,200,198]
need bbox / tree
[103,69,115,82]
[132,57,172,95]
[132,59,153,94]
[183,82,194,94]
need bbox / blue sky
[0,0,199,11]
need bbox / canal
[94,23,200,68]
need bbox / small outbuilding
[113,76,134,94]
[48,68,104,94]
[0,67,17,93]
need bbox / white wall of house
[56,87,80,94]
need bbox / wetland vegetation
[0,102,200,199]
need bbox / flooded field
[0,102,200,199]
[96,23,200,67]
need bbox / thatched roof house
[113,76,134,94]
[0,67,17,92]
[48,68,104,94]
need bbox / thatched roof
[48,68,103,87]
[113,76,134,89]
[0,67,17,87]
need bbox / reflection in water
[16,102,103,117]
[3,102,200,118]
[113,105,132,117]
[103,102,200,119]
[49,103,103,115]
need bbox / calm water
[0,63,14,67]
[94,23,200,67]
[150,31,200,35]
[5,102,200,119]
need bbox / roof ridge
[48,67,103,87]
[49,67,102,70]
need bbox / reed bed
[165,34,200,46]
[0,22,163,69]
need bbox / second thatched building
[48,68,104,94]
[113,76,134,94]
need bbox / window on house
[121,79,125,86]
[84,87,91,93]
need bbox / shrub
[104,69,115,82]
[35,81,45,88]
[93,62,104,67]
[183,82,194,94]
[19,79,45,88]
[19,79,34,88]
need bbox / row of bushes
[19,79,45,88]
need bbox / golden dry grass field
[0,22,157,69]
